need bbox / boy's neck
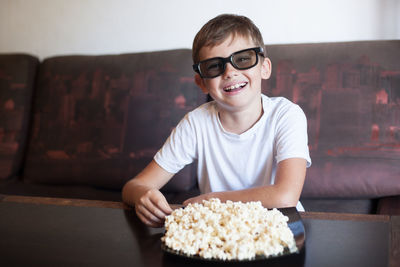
[217,97,263,135]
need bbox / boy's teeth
[225,83,246,91]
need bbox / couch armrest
[377,196,400,215]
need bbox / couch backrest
[263,40,400,198]
[0,54,39,180]
[18,40,400,199]
[22,50,206,191]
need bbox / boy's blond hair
[192,14,265,64]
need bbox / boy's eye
[204,60,223,71]
[233,51,255,67]
[236,56,252,63]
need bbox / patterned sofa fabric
[263,40,400,198]
[0,54,39,179]
[7,40,400,205]
[23,50,206,191]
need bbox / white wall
[0,0,399,60]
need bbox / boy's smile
[223,82,247,93]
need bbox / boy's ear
[261,57,272,80]
[195,74,209,94]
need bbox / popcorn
[162,198,297,261]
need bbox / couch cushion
[23,50,206,191]
[300,197,377,214]
[0,54,39,179]
[377,196,400,215]
[263,40,400,198]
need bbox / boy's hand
[183,192,218,206]
[121,160,175,227]
[135,188,172,228]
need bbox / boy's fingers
[137,204,163,224]
[136,209,163,228]
[138,201,165,222]
[182,198,192,206]
[154,197,172,215]
[138,191,169,219]
[146,190,172,216]
[135,189,171,227]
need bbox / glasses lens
[199,58,224,78]
[196,48,261,78]
[232,49,257,69]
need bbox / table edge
[1,194,129,210]
[0,194,391,222]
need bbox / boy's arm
[183,158,307,208]
[122,160,174,227]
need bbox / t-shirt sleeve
[274,104,312,167]
[154,113,197,174]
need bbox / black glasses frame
[193,47,264,79]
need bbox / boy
[122,14,311,227]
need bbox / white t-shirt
[154,94,311,210]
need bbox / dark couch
[1,40,400,214]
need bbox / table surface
[0,195,399,267]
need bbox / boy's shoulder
[183,100,217,123]
[263,94,296,110]
[262,94,303,117]
[188,100,216,117]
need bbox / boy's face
[195,35,271,113]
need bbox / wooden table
[0,195,398,267]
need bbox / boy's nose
[222,62,239,79]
